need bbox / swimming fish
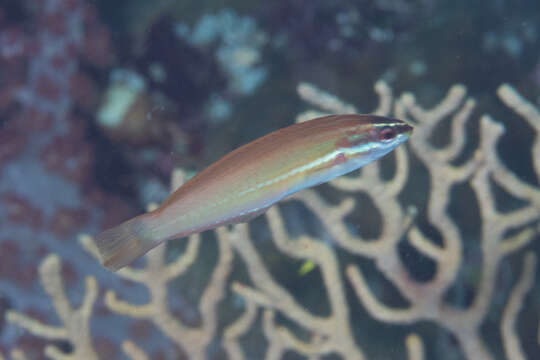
[96,114,413,271]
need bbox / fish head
[336,115,413,165]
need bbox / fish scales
[95,114,413,270]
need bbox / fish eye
[379,126,396,141]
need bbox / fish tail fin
[95,215,158,271]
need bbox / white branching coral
[82,169,235,360]
[5,82,539,359]
[6,255,98,359]
[288,81,539,359]
[0,349,28,360]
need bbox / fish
[96,114,413,271]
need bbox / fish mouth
[401,123,413,137]
[392,119,413,137]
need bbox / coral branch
[228,206,366,359]
[346,264,418,323]
[407,226,445,261]
[297,82,357,114]
[501,252,537,360]
[83,169,233,359]
[294,80,539,360]
[223,298,258,360]
[2,350,27,360]
[122,340,149,360]
[262,310,287,360]
[406,334,425,360]
[373,80,393,115]
[6,255,98,359]
[6,312,67,340]
[497,84,540,179]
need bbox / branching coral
[226,81,539,359]
[5,82,539,359]
[6,255,98,359]
[82,169,235,359]
[289,81,538,359]
[0,349,28,360]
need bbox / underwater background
[0,0,539,359]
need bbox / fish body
[96,114,412,270]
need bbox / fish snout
[400,122,413,137]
